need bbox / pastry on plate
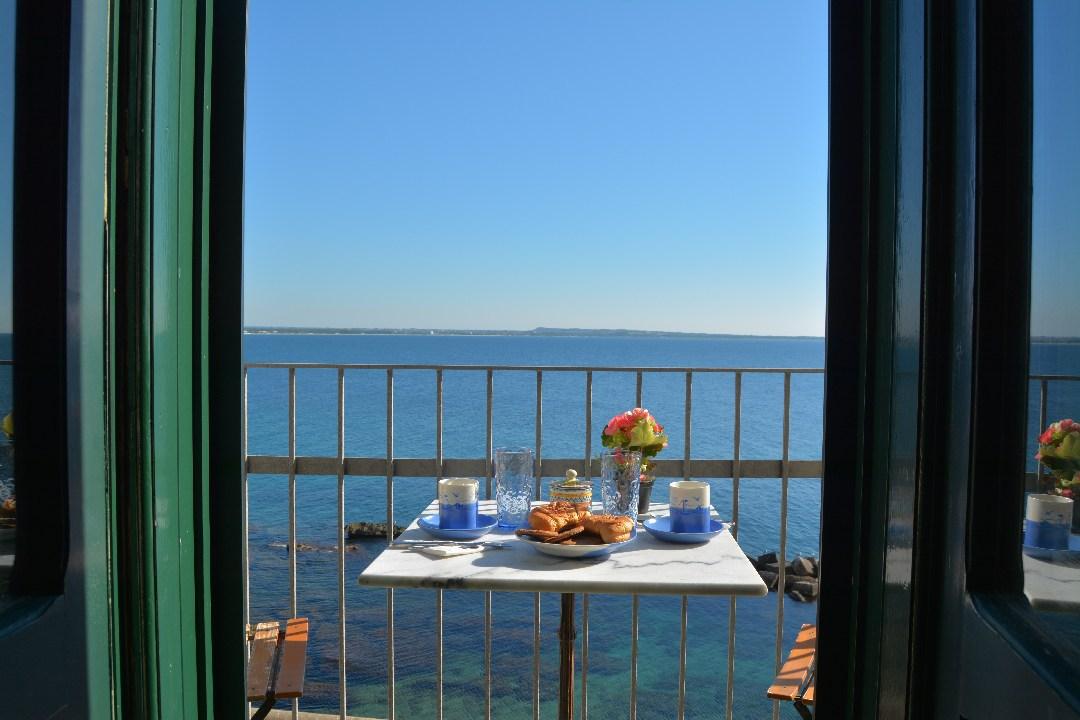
[527,501,590,533]
[581,514,634,543]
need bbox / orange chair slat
[273,617,309,699]
[766,624,817,701]
[246,621,281,701]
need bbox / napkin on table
[413,544,489,559]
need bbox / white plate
[522,528,636,559]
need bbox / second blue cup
[669,480,711,533]
[438,477,479,529]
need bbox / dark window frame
[7,0,72,598]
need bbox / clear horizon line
[242,325,829,339]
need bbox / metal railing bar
[534,370,543,720]
[336,369,347,720]
[582,593,590,720]
[632,372,641,720]
[533,594,542,720]
[535,370,543,500]
[244,361,826,374]
[583,371,593,720]
[435,369,444,720]
[386,369,396,720]
[683,371,692,481]
[585,371,593,482]
[436,369,444,495]
[486,369,494,499]
[485,369,494,720]
[677,374,691,720]
[288,368,297,614]
[242,368,250,631]
[1029,373,1080,381]
[725,372,742,720]
[484,591,493,720]
[1038,379,1048,488]
[242,368,251,718]
[435,590,444,720]
[245,456,825,480]
[772,373,792,720]
[677,595,689,720]
[630,595,639,720]
[288,368,298,720]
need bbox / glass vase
[601,449,642,522]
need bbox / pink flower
[1040,427,1055,445]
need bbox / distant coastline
[243,326,826,340]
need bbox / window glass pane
[1024,0,1080,667]
[0,0,15,597]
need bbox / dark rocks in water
[790,556,817,577]
[788,579,819,600]
[346,521,404,539]
[755,553,819,594]
[271,542,362,554]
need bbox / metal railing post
[336,369,347,720]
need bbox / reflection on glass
[0,0,14,596]
[1023,0,1080,671]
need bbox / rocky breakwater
[747,551,820,602]
[345,521,405,539]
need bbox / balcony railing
[244,362,827,720]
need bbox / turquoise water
[0,332,1074,717]
[244,333,824,719]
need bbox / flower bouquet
[1035,418,1080,530]
[602,408,668,512]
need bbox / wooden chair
[767,623,816,719]
[247,617,309,720]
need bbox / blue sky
[243,2,829,335]
[0,4,1074,337]
[1032,0,1080,337]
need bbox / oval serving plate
[417,513,498,541]
[642,516,727,544]
[523,528,636,559]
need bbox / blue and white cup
[669,480,710,533]
[438,477,479,529]
[1024,493,1073,550]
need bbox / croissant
[581,514,634,543]
[528,501,591,533]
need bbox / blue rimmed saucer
[642,516,727,544]
[417,513,498,540]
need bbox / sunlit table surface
[1023,532,1080,612]
[358,499,767,597]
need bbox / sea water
[245,333,825,719]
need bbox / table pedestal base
[558,593,576,720]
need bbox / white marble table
[359,499,766,719]
[1023,532,1080,612]
[360,500,766,596]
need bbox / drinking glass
[495,447,534,528]
[600,449,642,522]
